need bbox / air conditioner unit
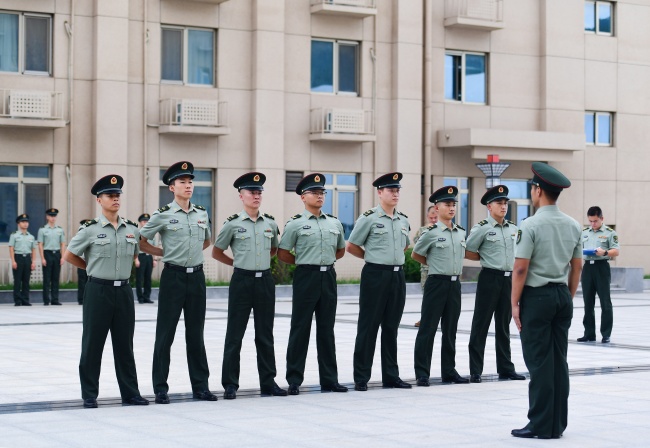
[175,99,219,126]
[9,90,52,119]
[325,108,365,134]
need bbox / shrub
[404,248,422,283]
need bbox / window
[321,173,358,239]
[159,169,214,228]
[0,165,50,242]
[443,177,469,230]
[445,51,487,104]
[501,179,532,226]
[585,1,613,35]
[161,26,215,86]
[311,39,359,95]
[0,11,52,75]
[585,112,612,146]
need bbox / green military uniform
[412,186,466,382]
[349,172,411,386]
[136,213,155,304]
[76,220,91,305]
[581,224,619,340]
[37,208,65,305]
[413,226,429,289]
[514,163,582,439]
[9,214,37,306]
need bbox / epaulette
[226,213,240,222]
[456,224,465,231]
[194,205,206,211]
[427,224,437,230]
[397,211,408,218]
[478,220,488,226]
[263,213,275,220]
[507,220,516,226]
[82,219,98,228]
[290,214,302,220]
[363,209,375,217]
[326,213,337,219]
[123,218,138,227]
[605,226,614,232]
[583,226,590,231]
[157,205,170,213]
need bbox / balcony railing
[0,89,65,128]
[159,98,230,135]
[310,108,375,142]
[444,0,504,30]
[310,0,377,17]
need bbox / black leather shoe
[577,336,596,342]
[223,386,236,400]
[321,383,348,393]
[499,371,526,381]
[23,303,32,306]
[442,374,470,384]
[83,398,98,408]
[193,390,218,401]
[602,337,611,343]
[44,303,50,306]
[416,377,430,387]
[383,378,412,389]
[14,303,21,306]
[354,382,368,391]
[51,302,62,306]
[511,427,550,439]
[138,300,144,304]
[288,384,300,395]
[155,392,170,404]
[123,395,149,406]
[144,299,154,304]
[261,384,287,396]
[470,374,482,383]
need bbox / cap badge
[314,175,320,182]
[448,187,453,194]
[110,177,117,185]
[393,173,399,180]
[181,162,188,170]
[498,186,504,193]
[22,214,26,218]
[253,174,260,182]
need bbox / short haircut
[587,206,603,218]
[427,205,436,213]
[543,189,561,202]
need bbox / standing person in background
[38,208,66,306]
[9,214,37,306]
[414,206,438,327]
[76,220,91,305]
[135,213,155,304]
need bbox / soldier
[511,162,582,439]
[213,172,286,399]
[411,186,469,386]
[8,214,37,306]
[76,219,91,305]
[347,172,412,391]
[414,206,438,327]
[278,173,348,395]
[578,206,619,343]
[38,208,66,306]
[465,185,525,383]
[135,213,156,304]
[139,161,216,405]
[63,174,149,408]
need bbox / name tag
[255,272,262,278]
[451,276,458,281]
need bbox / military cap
[372,172,402,189]
[138,213,151,222]
[295,173,326,195]
[530,162,571,193]
[233,172,266,191]
[16,213,29,223]
[481,185,510,205]
[45,208,59,216]
[429,185,458,203]
[162,161,195,185]
[91,174,123,196]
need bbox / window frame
[323,173,359,239]
[310,38,360,97]
[585,111,613,147]
[444,50,488,105]
[0,10,52,76]
[584,1,614,36]
[160,25,216,87]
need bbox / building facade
[0,0,646,281]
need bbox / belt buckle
[255,272,262,278]
[186,267,194,273]
[113,281,121,287]
[320,266,327,272]
[393,266,399,272]
[589,260,595,265]
[451,275,458,281]
[504,272,511,277]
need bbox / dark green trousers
[222,269,277,390]
[79,280,140,400]
[581,261,612,339]
[520,283,573,439]
[152,267,209,394]
[77,268,87,304]
[135,253,153,302]
[42,250,61,304]
[353,263,406,384]
[414,276,461,379]
[286,266,339,386]
[13,254,31,305]
[468,269,516,375]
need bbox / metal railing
[310,108,375,135]
[159,98,228,127]
[311,0,376,7]
[445,0,503,22]
[0,89,64,120]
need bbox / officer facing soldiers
[578,206,620,343]
[140,161,216,405]
[63,175,149,408]
[213,172,286,399]
[412,186,469,386]
[9,214,37,306]
[38,208,66,306]
[76,220,91,305]
[135,213,155,304]
[277,173,348,395]
[347,172,412,391]
[511,162,582,439]
[464,186,525,383]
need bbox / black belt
[234,268,271,278]
[88,276,129,287]
[365,262,403,272]
[525,282,566,289]
[164,263,203,273]
[482,267,512,277]
[297,264,334,272]
[16,254,31,257]
[585,259,609,265]
[44,250,60,253]
[428,274,460,282]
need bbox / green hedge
[404,248,422,283]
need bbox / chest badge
[303,225,311,230]
[126,234,135,239]
[237,228,247,233]
[376,224,385,228]
[438,237,446,242]
[97,234,107,239]
[488,231,497,236]
[169,219,179,224]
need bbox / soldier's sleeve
[139,212,164,240]
[214,221,232,250]
[465,223,483,253]
[37,228,44,243]
[67,227,89,257]
[133,226,140,256]
[8,233,16,247]
[271,221,279,248]
[203,211,212,241]
[404,219,411,247]
[610,229,620,250]
[60,228,66,244]
[336,220,346,249]
[514,221,534,259]
[413,227,423,244]
[572,222,583,259]
[412,229,432,257]
[347,214,371,247]
[31,236,38,250]
[278,220,297,251]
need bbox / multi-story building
[0,0,645,281]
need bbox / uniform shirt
[214,210,279,271]
[67,215,139,280]
[412,221,466,276]
[9,231,37,254]
[348,205,410,266]
[465,215,517,271]
[582,225,619,261]
[413,226,429,273]
[37,225,65,250]
[515,205,582,287]
[139,201,211,267]
[279,209,345,265]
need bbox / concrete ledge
[611,267,644,293]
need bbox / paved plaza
[0,288,649,447]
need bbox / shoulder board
[194,205,206,211]
[427,224,437,230]
[478,220,488,226]
[507,220,516,226]
[456,224,465,231]
[226,213,240,222]
[291,214,302,220]
[363,209,375,217]
[397,211,408,218]
[82,219,98,228]
[262,213,275,220]
[123,218,138,227]
[583,226,590,231]
[326,213,337,219]
[604,226,614,232]
[157,205,171,213]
